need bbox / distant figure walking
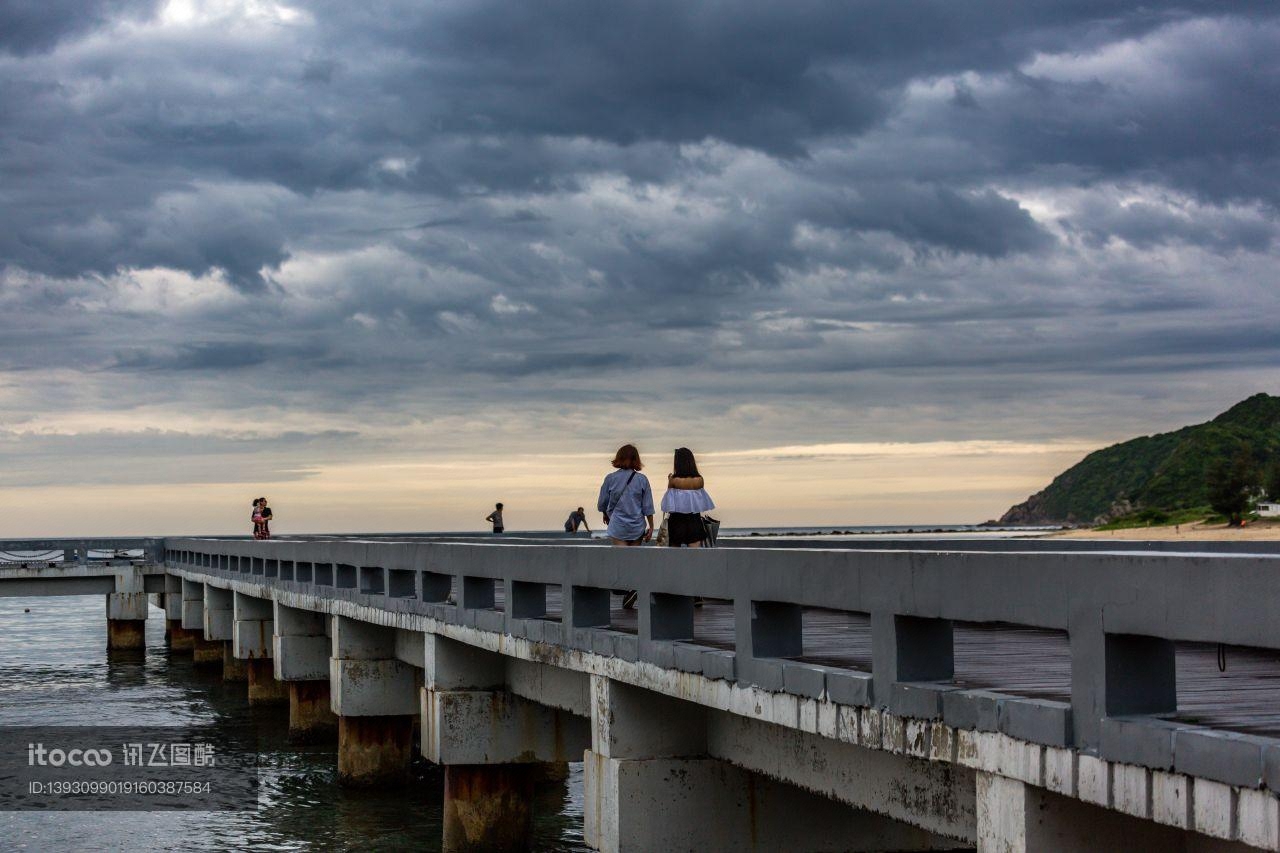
[597,445,654,547]
[662,448,715,547]
[565,506,590,533]
[253,497,273,540]
[485,503,505,534]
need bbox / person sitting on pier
[564,506,590,533]
[662,447,715,548]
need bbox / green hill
[999,393,1280,525]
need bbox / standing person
[597,445,654,547]
[257,497,273,540]
[485,502,505,534]
[564,507,590,533]
[662,448,715,548]
[251,499,264,539]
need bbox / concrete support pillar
[192,636,223,667]
[424,636,586,852]
[975,771,1234,852]
[337,714,414,786]
[424,636,593,769]
[167,620,196,652]
[423,687,590,766]
[203,585,233,641]
[288,681,337,742]
[331,616,419,785]
[232,592,284,702]
[247,657,288,704]
[162,576,183,647]
[584,674,707,852]
[273,603,329,680]
[180,578,204,630]
[223,642,247,682]
[106,616,146,650]
[178,581,222,665]
[273,603,336,740]
[232,592,273,660]
[189,584,233,670]
[106,567,148,651]
[443,764,534,853]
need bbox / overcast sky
[2,0,1277,535]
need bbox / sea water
[0,596,589,852]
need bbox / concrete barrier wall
[163,538,1280,779]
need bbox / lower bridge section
[152,561,1278,853]
[4,539,1277,852]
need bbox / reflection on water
[0,597,587,851]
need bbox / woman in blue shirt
[597,444,655,546]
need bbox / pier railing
[163,537,1280,789]
[0,537,164,565]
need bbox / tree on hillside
[1266,458,1280,501]
[1206,448,1260,526]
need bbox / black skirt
[667,512,706,547]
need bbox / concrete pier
[337,714,414,785]
[203,584,233,642]
[167,619,196,651]
[443,764,534,853]
[272,602,338,739]
[106,617,146,650]
[192,636,222,668]
[232,591,287,703]
[247,657,288,704]
[232,591,273,661]
[6,535,1280,851]
[288,680,337,742]
[223,642,247,681]
[179,577,203,633]
[105,567,148,650]
[331,616,419,785]
[423,635,588,849]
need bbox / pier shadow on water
[0,596,587,852]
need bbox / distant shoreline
[723,524,1059,539]
[1048,518,1280,541]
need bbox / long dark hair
[673,447,700,478]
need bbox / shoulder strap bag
[604,470,639,520]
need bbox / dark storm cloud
[110,342,271,372]
[1067,198,1275,253]
[0,0,1278,464]
[0,0,160,56]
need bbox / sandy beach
[1050,519,1280,541]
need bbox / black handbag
[701,515,720,547]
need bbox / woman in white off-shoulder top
[661,447,715,547]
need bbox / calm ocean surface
[0,596,589,852]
